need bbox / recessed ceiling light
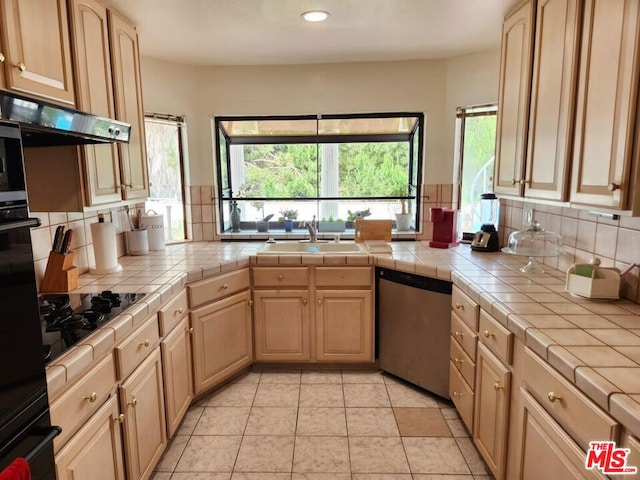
[301,10,330,22]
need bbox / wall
[500,199,640,303]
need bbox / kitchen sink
[257,241,368,255]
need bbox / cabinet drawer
[315,266,372,287]
[158,289,188,336]
[452,285,479,330]
[523,348,619,450]
[449,361,474,432]
[450,336,475,388]
[115,314,160,380]
[252,266,309,288]
[50,353,116,452]
[478,309,513,365]
[451,312,478,360]
[188,268,250,308]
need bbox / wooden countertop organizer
[40,251,78,293]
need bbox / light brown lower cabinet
[119,348,167,480]
[253,289,311,362]
[315,289,373,362]
[161,315,193,438]
[55,395,125,480]
[517,388,607,480]
[191,290,253,394]
[473,343,511,480]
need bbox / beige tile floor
[151,369,494,480]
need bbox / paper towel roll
[90,221,123,274]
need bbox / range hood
[0,91,131,147]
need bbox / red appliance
[428,207,459,248]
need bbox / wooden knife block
[40,251,78,293]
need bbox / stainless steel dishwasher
[376,267,452,398]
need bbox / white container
[140,211,165,250]
[565,258,620,299]
[125,230,149,256]
[90,221,122,274]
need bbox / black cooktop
[40,291,145,364]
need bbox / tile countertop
[57,240,640,437]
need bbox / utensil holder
[40,251,78,293]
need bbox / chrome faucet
[303,215,318,242]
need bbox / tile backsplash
[30,204,145,291]
[499,199,640,303]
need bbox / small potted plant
[319,216,346,233]
[279,208,298,232]
[391,185,412,231]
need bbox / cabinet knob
[277,274,284,281]
[187,327,194,334]
[317,299,322,306]
[0,53,4,63]
[84,392,98,403]
[547,391,562,403]
[493,382,504,391]
[120,184,126,190]
[453,357,464,365]
[175,307,184,315]
[608,183,621,192]
[139,339,150,347]
[15,61,26,72]
[128,397,138,408]
[483,330,494,339]
[454,331,464,338]
[221,284,229,290]
[302,299,308,305]
[114,413,125,424]
[452,391,462,397]
[520,179,526,185]
[248,300,254,307]
[454,302,464,310]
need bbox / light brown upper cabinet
[494,0,535,197]
[68,0,122,205]
[0,35,6,88]
[109,10,148,201]
[0,0,75,105]
[524,0,581,201]
[570,0,640,210]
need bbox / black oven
[0,120,59,479]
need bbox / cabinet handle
[15,61,26,72]
[187,327,194,334]
[317,299,322,306]
[608,183,621,192]
[0,53,4,63]
[302,299,308,305]
[494,382,504,391]
[519,179,525,185]
[547,391,562,403]
[453,357,464,365]
[453,331,464,338]
[277,274,284,281]
[139,339,150,347]
[221,284,229,290]
[483,330,494,339]
[248,300,254,307]
[84,392,98,403]
[452,391,462,397]
[128,397,138,408]
[114,413,125,424]
[454,302,464,310]
[175,307,184,315]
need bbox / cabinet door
[0,36,5,88]
[570,0,640,209]
[161,316,193,438]
[68,0,121,206]
[525,0,581,201]
[474,343,511,480]
[109,10,148,201]
[119,348,167,480]
[517,388,608,480]
[316,289,373,362]
[494,0,535,196]
[55,396,126,480]
[191,290,253,394]
[253,289,310,362]
[0,0,75,104]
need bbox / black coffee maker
[471,193,500,252]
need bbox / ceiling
[101,0,520,66]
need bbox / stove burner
[90,291,123,313]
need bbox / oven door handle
[0,217,41,232]
[24,425,61,462]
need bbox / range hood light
[301,10,330,22]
